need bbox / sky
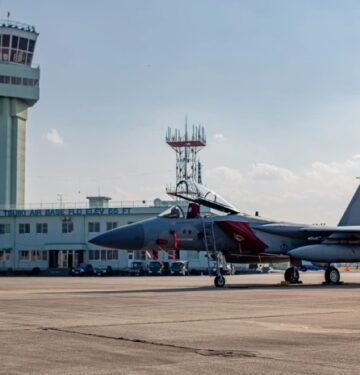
[4,0,360,224]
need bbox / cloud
[206,166,243,184]
[249,163,298,182]
[45,129,63,145]
[203,156,360,224]
[213,133,226,141]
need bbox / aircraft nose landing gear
[214,275,226,288]
[324,266,341,284]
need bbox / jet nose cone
[89,223,145,250]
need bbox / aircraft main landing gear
[214,275,226,288]
[324,266,340,284]
[284,267,300,283]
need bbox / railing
[0,200,162,210]
[0,19,36,33]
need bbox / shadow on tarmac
[44,281,360,295]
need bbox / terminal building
[0,197,213,273]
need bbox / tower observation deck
[166,121,206,185]
[0,19,40,209]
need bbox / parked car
[94,265,113,276]
[148,261,170,276]
[170,261,189,276]
[71,264,94,276]
[128,261,146,276]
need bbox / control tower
[0,19,40,209]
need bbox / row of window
[0,222,119,235]
[0,34,35,52]
[0,34,35,65]
[88,250,119,261]
[19,250,48,261]
[0,75,39,87]
[3,250,120,262]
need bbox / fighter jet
[89,180,360,287]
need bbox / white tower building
[0,19,40,209]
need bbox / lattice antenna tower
[166,118,206,185]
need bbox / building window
[36,223,48,234]
[31,250,42,261]
[0,249,11,261]
[62,221,74,233]
[42,251,48,261]
[106,222,117,230]
[20,250,30,261]
[2,34,9,47]
[88,222,100,233]
[0,74,39,87]
[11,35,18,48]
[0,224,10,234]
[28,39,35,52]
[19,37,28,50]
[19,223,30,234]
[134,250,146,261]
[89,249,118,261]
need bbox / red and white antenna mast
[166,117,206,185]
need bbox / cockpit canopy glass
[175,180,238,213]
[158,205,185,219]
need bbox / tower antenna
[165,118,206,186]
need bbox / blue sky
[5,0,360,223]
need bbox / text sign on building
[0,208,132,217]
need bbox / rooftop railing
[0,19,36,33]
[0,199,177,211]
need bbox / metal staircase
[202,218,221,277]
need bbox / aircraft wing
[257,223,360,240]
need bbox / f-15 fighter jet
[89,180,360,287]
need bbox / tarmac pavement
[1,272,360,374]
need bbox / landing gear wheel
[214,275,226,288]
[325,267,340,284]
[284,267,300,283]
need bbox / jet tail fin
[338,185,360,226]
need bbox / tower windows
[0,34,35,65]
[0,74,39,87]
[28,39,35,52]
[11,36,18,48]
[19,37,28,50]
[2,34,9,47]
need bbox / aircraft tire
[284,267,300,283]
[325,267,340,284]
[214,275,226,288]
